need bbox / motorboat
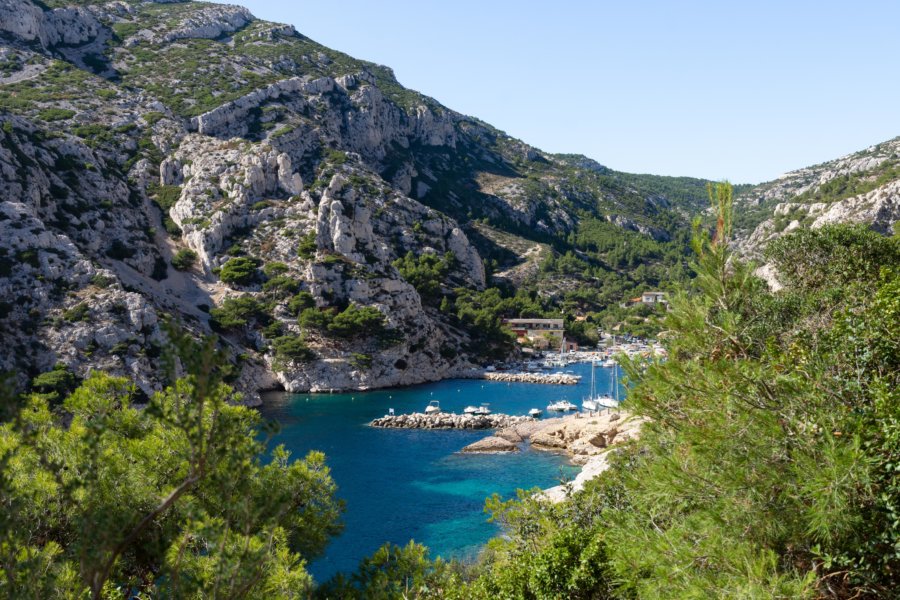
[425,400,442,414]
[474,403,492,415]
[463,405,478,414]
[528,408,543,417]
[547,400,577,412]
[601,358,616,368]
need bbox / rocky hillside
[735,136,900,256]
[0,0,736,401]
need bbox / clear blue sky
[230,0,900,184]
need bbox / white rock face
[737,137,900,256]
[0,1,101,49]
[160,4,252,43]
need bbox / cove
[259,361,620,580]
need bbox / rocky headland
[461,411,647,501]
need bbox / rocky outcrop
[451,411,646,502]
[188,76,334,137]
[736,137,900,256]
[460,436,520,453]
[160,4,252,43]
[0,0,102,50]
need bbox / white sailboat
[583,361,619,411]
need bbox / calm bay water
[259,360,620,580]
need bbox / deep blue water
[258,361,621,581]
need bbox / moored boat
[547,400,577,412]
[425,400,442,414]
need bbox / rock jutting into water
[459,436,520,453]
[455,411,648,502]
[370,412,533,430]
[482,372,580,385]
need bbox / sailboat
[582,361,619,411]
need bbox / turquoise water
[259,361,621,580]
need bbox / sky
[230,0,900,184]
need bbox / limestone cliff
[6,0,869,401]
[736,137,900,257]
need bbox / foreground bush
[0,330,342,599]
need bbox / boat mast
[590,360,596,398]
[613,363,619,404]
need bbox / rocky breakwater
[482,372,580,385]
[370,412,533,431]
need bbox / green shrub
[262,262,289,277]
[297,231,317,259]
[262,321,284,339]
[327,304,386,338]
[30,364,78,402]
[393,251,455,302]
[37,108,75,121]
[219,257,260,286]
[152,185,182,210]
[63,303,90,322]
[17,249,40,268]
[209,296,267,330]
[271,336,315,363]
[143,111,165,126]
[262,275,299,296]
[349,353,372,369]
[90,274,116,288]
[288,292,316,316]
[171,248,198,271]
[298,307,333,331]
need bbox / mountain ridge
[1,0,896,401]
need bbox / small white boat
[425,400,442,414]
[547,400,577,412]
[528,408,543,417]
[474,403,491,415]
[463,405,478,414]
[601,359,616,368]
